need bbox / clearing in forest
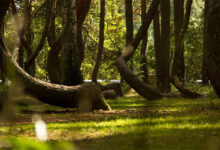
[1,95,220,150]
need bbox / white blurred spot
[32,114,48,141]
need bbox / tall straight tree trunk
[60,0,83,85]
[206,0,220,97]
[140,0,149,83]
[202,0,209,84]
[158,0,171,92]
[23,0,36,76]
[125,0,134,70]
[172,0,185,83]
[46,0,62,84]
[0,16,6,83]
[153,7,162,89]
[92,0,105,83]
[77,0,91,67]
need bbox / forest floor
[1,88,220,150]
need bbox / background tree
[206,0,220,97]
[60,0,83,85]
[172,0,185,83]
[202,0,209,85]
[46,0,62,84]
[77,0,92,67]
[171,0,201,98]
[140,0,149,83]
[115,0,162,100]
[125,0,134,70]
[92,0,105,83]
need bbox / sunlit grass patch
[1,95,220,149]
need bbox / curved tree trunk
[115,0,162,100]
[0,1,110,112]
[0,40,110,111]
[100,83,123,97]
[171,0,201,98]
[206,0,220,97]
[92,0,105,83]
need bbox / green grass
[1,95,220,150]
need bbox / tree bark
[92,0,105,83]
[0,0,110,112]
[140,0,149,83]
[202,0,209,84]
[159,0,171,93]
[100,83,123,97]
[77,0,91,67]
[125,0,134,70]
[206,0,220,97]
[0,0,10,84]
[46,0,62,84]
[0,0,10,111]
[60,0,83,85]
[11,0,24,68]
[172,0,185,83]
[153,8,162,89]
[171,0,201,98]
[23,0,36,76]
[116,0,163,100]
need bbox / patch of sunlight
[0,126,10,132]
[149,122,220,132]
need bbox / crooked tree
[115,0,163,100]
[171,0,201,98]
[0,0,110,112]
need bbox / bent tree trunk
[171,0,201,98]
[0,41,110,111]
[206,0,220,97]
[0,1,110,111]
[115,0,162,100]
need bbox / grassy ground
[1,92,220,150]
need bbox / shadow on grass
[73,127,220,150]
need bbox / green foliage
[2,0,206,84]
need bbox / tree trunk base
[100,83,123,97]
[103,90,117,99]
[171,75,201,98]
[116,56,163,100]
